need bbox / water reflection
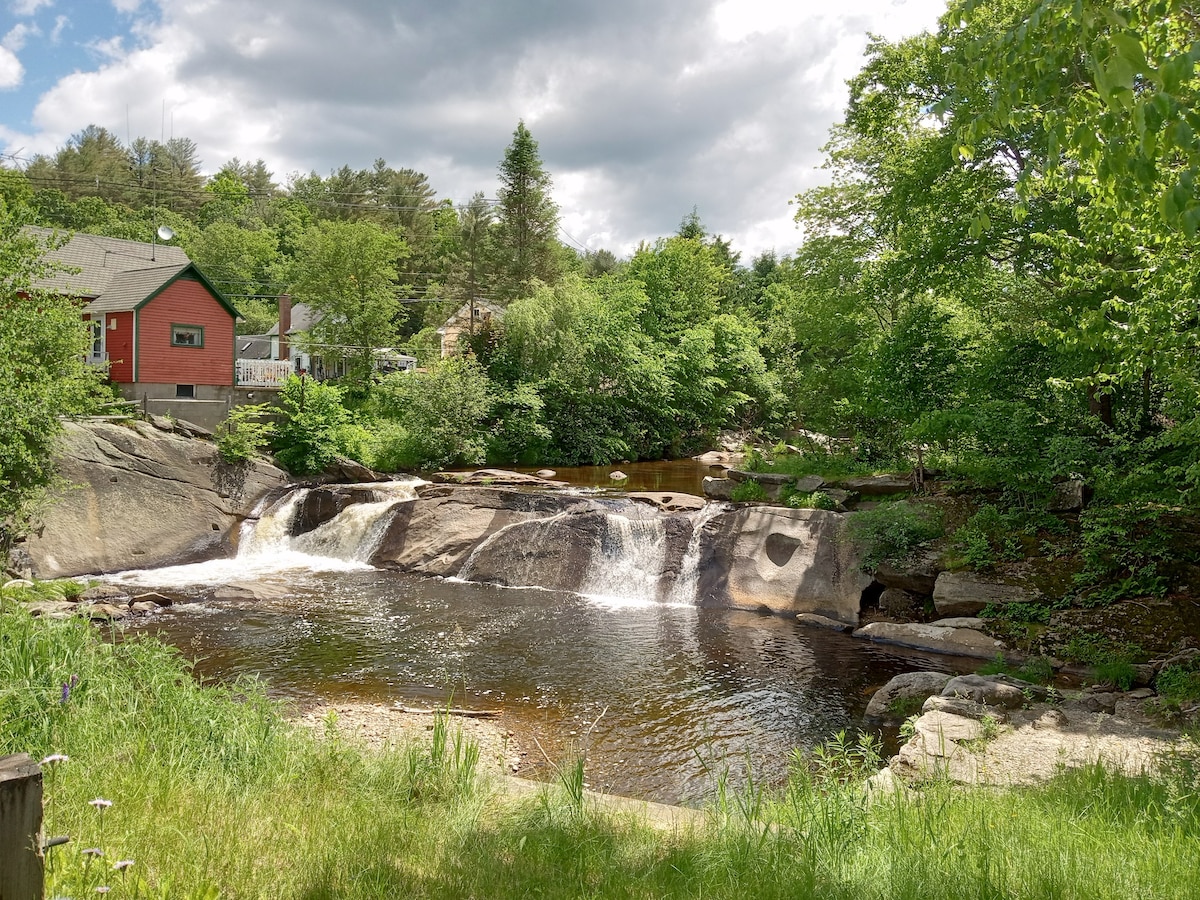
[125,569,970,805]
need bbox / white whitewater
[109,478,423,588]
[455,511,569,586]
[665,502,724,606]
[579,513,670,607]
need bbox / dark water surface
[126,568,971,805]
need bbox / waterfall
[579,513,668,605]
[455,512,569,586]
[108,478,423,588]
[664,502,723,606]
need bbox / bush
[784,489,838,510]
[845,500,943,571]
[272,376,355,474]
[215,403,275,464]
[730,480,768,502]
[1073,504,1172,605]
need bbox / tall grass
[3,604,1199,899]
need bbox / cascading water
[578,513,668,605]
[109,478,423,588]
[665,502,725,606]
[455,512,569,586]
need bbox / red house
[28,227,241,429]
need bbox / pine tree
[492,120,559,302]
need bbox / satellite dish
[156,225,176,242]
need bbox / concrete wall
[118,384,281,432]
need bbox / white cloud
[3,22,39,52]
[10,0,52,16]
[111,0,142,12]
[49,14,67,43]
[0,46,22,88]
[15,0,947,257]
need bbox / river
[114,477,971,806]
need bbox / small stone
[1127,687,1155,700]
[608,470,628,481]
[916,710,983,745]
[535,469,556,479]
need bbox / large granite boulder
[864,671,954,725]
[932,571,1041,616]
[22,421,287,578]
[699,506,869,623]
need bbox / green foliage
[730,480,768,502]
[784,489,838,511]
[1063,633,1143,689]
[287,219,407,390]
[977,653,1055,686]
[1073,504,1172,604]
[953,504,1025,570]
[272,376,354,474]
[214,403,275,464]
[492,120,560,300]
[1156,660,1200,707]
[0,202,103,548]
[368,356,496,471]
[846,500,944,571]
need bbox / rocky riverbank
[864,670,1196,792]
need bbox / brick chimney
[277,294,291,361]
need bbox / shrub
[731,480,768,502]
[272,376,353,475]
[845,500,943,571]
[784,489,838,510]
[1073,504,1173,605]
[1156,661,1200,706]
[215,403,275,464]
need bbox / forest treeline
[3,0,1199,557]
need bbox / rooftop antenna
[151,225,174,262]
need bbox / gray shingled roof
[24,226,190,298]
[237,335,275,360]
[84,265,190,314]
[266,301,320,335]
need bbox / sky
[0,0,947,260]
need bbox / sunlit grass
[4,603,1199,899]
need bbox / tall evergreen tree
[492,120,559,302]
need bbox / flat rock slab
[853,622,1005,658]
[942,674,1048,708]
[431,469,564,487]
[836,474,912,495]
[932,571,1040,617]
[626,491,706,512]
[24,420,287,578]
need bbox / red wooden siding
[136,277,234,386]
[85,311,135,383]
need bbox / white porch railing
[236,359,293,388]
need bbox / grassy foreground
[3,605,1200,900]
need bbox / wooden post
[0,754,43,900]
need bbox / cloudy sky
[0,0,946,259]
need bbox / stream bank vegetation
[4,602,1200,900]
